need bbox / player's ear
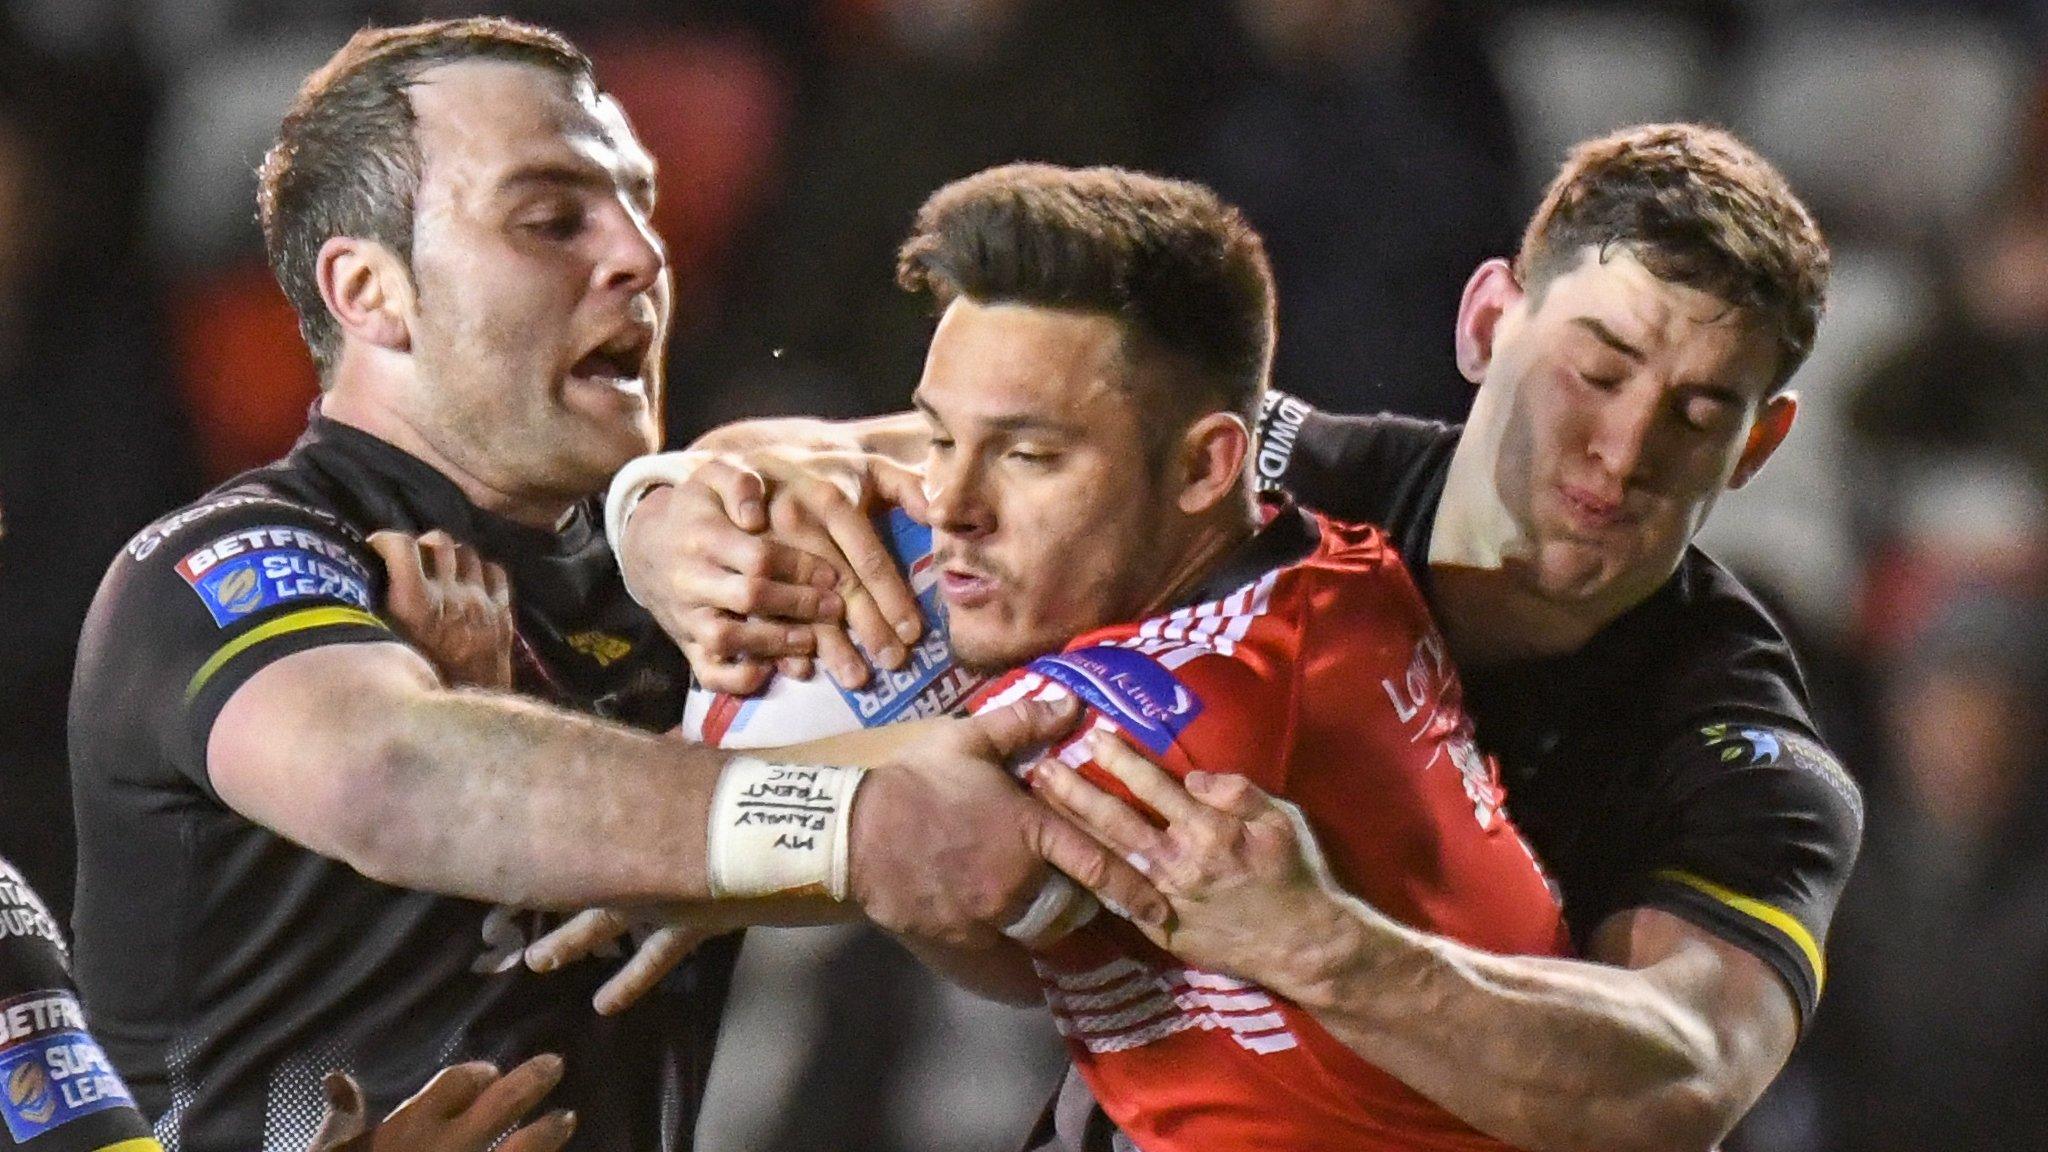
[1730,390,1797,489]
[317,236,414,356]
[1454,258,1522,385]
[1174,410,1250,516]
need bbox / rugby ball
[682,509,986,749]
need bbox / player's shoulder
[1616,560,1863,856]
[120,470,366,570]
[99,471,378,630]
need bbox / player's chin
[562,391,659,467]
[949,618,1048,677]
[1528,540,1630,603]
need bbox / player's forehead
[407,59,655,209]
[1534,248,1778,397]
[916,298,1135,432]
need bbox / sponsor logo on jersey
[1382,630,1504,830]
[175,525,373,627]
[0,992,137,1142]
[0,870,64,951]
[568,631,634,667]
[1699,722,1782,765]
[1025,646,1202,754]
[127,496,353,561]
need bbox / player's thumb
[696,458,767,533]
[968,696,1082,764]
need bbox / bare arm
[209,641,727,909]
[526,714,1119,1011]
[1034,737,1798,1152]
[691,411,930,465]
[1279,900,1796,1152]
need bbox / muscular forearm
[339,684,730,909]
[1276,900,1729,1152]
[691,412,928,465]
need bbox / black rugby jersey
[68,412,731,1152]
[1253,392,1864,1025]
[0,857,158,1152]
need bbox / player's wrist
[705,756,866,900]
[1270,889,1417,1013]
[604,451,718,600]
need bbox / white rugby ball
[682,509,986,749]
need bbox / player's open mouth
[568,325,653,395]
[939,568,997,608]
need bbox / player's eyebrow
[912,394,1079,438]
[495,161,656,211]
[1571,317,1647,361]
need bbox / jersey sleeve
[79,495,399,798]
[0,860,162,1152]
[1626,722,1864,1028]
[1251,391,1452,525]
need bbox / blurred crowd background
[0,0,2042,1149]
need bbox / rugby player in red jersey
[611,126,1859,1152]
[569,162,1573,1150]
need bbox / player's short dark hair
[257,17,595,376]
[897,163,1276,448]
[1516,123,1830,391]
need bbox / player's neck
[1428,566,1612,666]
[321,383,576,530]
[1143,505,1260,620]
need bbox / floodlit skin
[914,298,1247,674]
[615,248,1809,1152]
[1427,249,1795,665]
[321,60,668,523]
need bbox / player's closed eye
[521,203,587,241]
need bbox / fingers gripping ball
[683,510,1099,943]
[682,508,984,747]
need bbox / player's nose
[596,205,665,298]
[926,455,994,539]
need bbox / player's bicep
[1588,906,1800,1106]
[206,640,439,857]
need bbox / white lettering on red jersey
[969,514,1568,1152]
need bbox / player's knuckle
[728,538,772,578]
[737,574,778,609]
[697,619,740,656]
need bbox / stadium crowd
[0,1,2043,1150]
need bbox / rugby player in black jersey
[67,17,1156,1152]
[606,125,1863,1152]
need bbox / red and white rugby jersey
[969,509,1570,1152]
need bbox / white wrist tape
[1002,874,1099,947]
[604,451,716,604]
[706,757,867,901]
